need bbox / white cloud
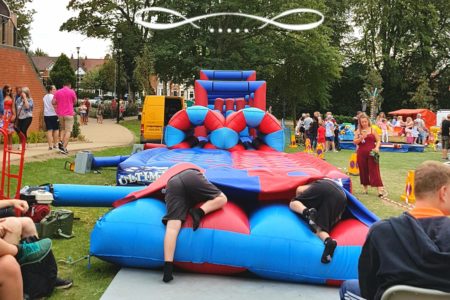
[28,0,110,58]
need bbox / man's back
[441,119,450,137]
[359,211,450,300]
[54,87,76,116]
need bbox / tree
[410,78,435,109]
[4,0,35,48]
[330,63,368,116]
[148,0,342,123]
[352,0,450,112]
[49,54,76,89]
[359,69,383,120]
[81,68,101,92]
[134,45,155,96]
[61,0,152,102]
[33,48,48,57]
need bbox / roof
[388,109,436,128]
[388,109,432,115]
[32,56,105,73]
[31,56,55,71]
[79,58,105,72]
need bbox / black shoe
[60,148,69,155]
[55,277,73,289]
[321,238,337,264]
[189,208,205,231]
[58,141,64,151]
[162,262,174,283]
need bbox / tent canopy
[388,109,436,129]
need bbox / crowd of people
[1,84,449,297]
[0,85,35,150]
[2,82,119,155]
[353,111,430,145]
[295,111,341,152]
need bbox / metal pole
[76,46,80,103]
[116,50,121,124]
[115,33,122,124]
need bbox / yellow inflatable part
[316,143,324,160]
[304,138,313,154]
[371,124,382,135]
[348,153,359,176]
[400,170,416,204]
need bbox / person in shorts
[441,114,450,160]
[162,169,227,283]
[290,179,347,264]
[43,85,59,150]
[52,82,76,155]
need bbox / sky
[28,0,110,59]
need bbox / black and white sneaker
[60,148,69,155]
[55,277,73,289]
[58,141,64,151]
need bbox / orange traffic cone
[400,170,416,204]
[348,153,359,176]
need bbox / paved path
[102,268,340,300]
[3,117,135,163]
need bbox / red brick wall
[0,45,45,132]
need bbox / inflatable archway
[164,106,284,151]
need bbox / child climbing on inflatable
[162,169,227,283]
[289,179,347,263]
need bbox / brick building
[0,1,45,133]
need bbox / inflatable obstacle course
[45,70,379,285]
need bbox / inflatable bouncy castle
[48,70,378,285]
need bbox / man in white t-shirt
[43,85,59,150]
[414,114,426,145]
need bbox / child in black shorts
[289,179,347,264]
[162,169,227,283]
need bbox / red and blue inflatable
[46,70,379,285]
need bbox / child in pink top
[377,118,390,143]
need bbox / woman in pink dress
[1,85,17,149]
[353,113,387,197]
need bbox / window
[189,92,194,99]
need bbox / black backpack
[21,250,58,299]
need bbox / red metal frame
[0,118,26,199]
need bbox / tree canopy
[58,0,450,117]
[49,54,76,89]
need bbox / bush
[125,103,139,117]
[334,115,354,124]
[1,131,48,144]
[71,114,81,138]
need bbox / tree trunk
[162,81,167,96]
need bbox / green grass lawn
[16,120,442,299]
